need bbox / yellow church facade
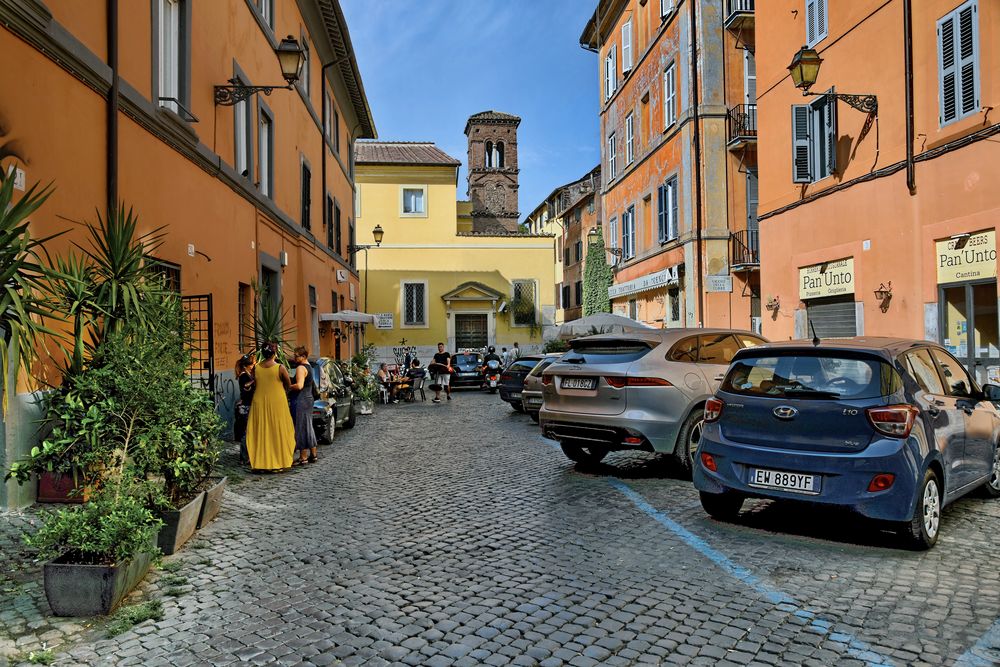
[355,140,556,364]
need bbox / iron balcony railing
[727,104,757,145]
[726,0,755,21]
[731,229,759,268]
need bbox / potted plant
[28,481,162,616]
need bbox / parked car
[310,358,357,443]
[693,338,1000,549]
[522,354,564,423]
[540,329,767,469]
[499,356,544,411]
[450,352,484,389]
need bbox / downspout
[320,60,338,254]
[107,0,119,213]
[903,0,916,195]
[689,0,705,324]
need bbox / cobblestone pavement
[4,391,1000,666]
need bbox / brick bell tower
[464,111,521,233]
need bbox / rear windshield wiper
[778,386,841,399]
[562,356,586,364]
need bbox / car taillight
[867,473,895,492]
[866,405,918,438]
[541,375,552,386]
[604,377,673,388]
[700,452,717,472]
[704,397,724,423]
[501,374,512,382]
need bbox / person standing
[431,342,452,403]
[234,354,256,465]
[246,343,295,471]
[511,342,521,361]
[288,346,320,465]
[501,347,509,367]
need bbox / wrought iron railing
[727,104,757,144]
[731,229,759,268]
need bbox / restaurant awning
[319,310,377,324]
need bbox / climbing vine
[583,226,613,316]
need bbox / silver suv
[540,329,767,470]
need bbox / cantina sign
[936,230,997,284]
[799,258,855,300]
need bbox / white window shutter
[669,179,678,240]
[744,50,757,105]
[817,0,828,41]
[791,105,812,183]
[957,2,979,117]
[806,0,817,45]
[622,21,632,72]
[825,96,837,175]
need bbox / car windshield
[563,340,653,365]
[721,352,901,400]
[454,354,480,365]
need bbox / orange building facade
[0,0,374,506]
[757,0,1000,382]
[581,0,760,331]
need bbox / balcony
[724,0,755,32]
[727,104,757,150]
[731,229,759,270]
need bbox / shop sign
[799,258,855,300]
[706,275,733,293]
[609,266,679,299]
[375,312,394,329]
[936,230,997,284]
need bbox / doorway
[939,279,999,384]
[455,313,488,351]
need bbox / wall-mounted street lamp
[787,46,878,114]
[214,36,305,106]
[874,282,893,313]
[587,226,624,267]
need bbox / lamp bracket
[214,79,292,106]
[804,90,878,115]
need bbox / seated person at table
[406,359,426,380]
[376,363,399,403]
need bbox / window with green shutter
[938,0,979,126]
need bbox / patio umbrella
[557,313,653,340]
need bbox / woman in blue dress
[288,346,319,465]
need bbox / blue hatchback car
[693,338,1000,549]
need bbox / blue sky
[341,0,600,220]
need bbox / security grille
[182,294,215,393]
[805,295,857,339]
[512,280,536,326]
[404,283,425,325]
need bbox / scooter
[482,359,502,394]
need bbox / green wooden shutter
[792,105,812,183]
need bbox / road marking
[605,477,895,667]
[955,617,1000,666]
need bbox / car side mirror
[982,383,1000,402]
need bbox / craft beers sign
[799,258,855,300]
[936,230,997,284]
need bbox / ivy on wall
[582,226,613,316]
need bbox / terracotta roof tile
[355,141,461,167]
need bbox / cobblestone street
[5,391,1000,666]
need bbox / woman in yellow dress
[246,343,295,471]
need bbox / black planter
[43,542,156,616]
[156,491,206,555]
[196,476,228,529]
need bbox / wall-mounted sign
[706,275,733,293]
[608,265,680,299]
[375,313,394,329]
[936,230,997,284]
[336,269,348,283]
[799,258,855,300]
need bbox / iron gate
[182,294,215,394]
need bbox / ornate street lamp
[214,36,305,106]
[372,224,384,247]
[787,45,877,114]
[587,226,623,266]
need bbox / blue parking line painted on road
[606,478,895,667]
[955,617,1000,666]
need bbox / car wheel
[529,411,540,424]
[674,407,705,476]
[342,404,357,430]
[981,443,1000,498]
[561,443,608,466]
[511,401,524,413]
[699,491,744,521]
[901,469,941,550]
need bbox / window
[299,35,310,96]
[561,284,571,309]
[805,0,828,47]
[563,247,570,264]
[238,282,252,353]
[622,205,635,259]
[588,199,595,214]
[663,62,677,129]
[323,93,332,141]
[791,94,837,183]
[938,0,980,125]
[657,176,679,243]
[334,108,340,153]
[147,257,181,292]
[629,299,638,320]
[575,281,583,307]
[403,282,427,326]
[668,287,681,322]
[258,106,273,197]
[905,349,945,395]
[605,46,617,100]
[608,133,617,180]
[156,0,184,112]
[931,349,975,398]
[621,20,633,73]
[259,0,273,29]
[625,113,634,164]
[608,216,618,260]
[301,161,311,231]
[325,195,334,249]
[331,290,339,313]
[334,200,343,256]
[485,141,493,168]
[747,169,758,230]
[512,280,537,326]
[744,49,757,105]
[234,76,252,178]
[660,0,675,18]
[401,187,426,215]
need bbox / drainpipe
[107,0,119,213]
[903,0,916,195]
[689,0,705,324]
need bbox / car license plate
[749,468,818,494]
[510,392,522,399]
[561,377,597,390]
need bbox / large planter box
[357,400,374,415]
[156,491,206,555]
[37,471,89,504]
[43,541,156,616]
[196,477,228,529]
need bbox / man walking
[511,342,521,361]
[430,342,452,403]
[500,347,509,367]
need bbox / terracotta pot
[37,471,89,504]
[156,491,206,555]
[196,477,228,529]
[43,537,157,616]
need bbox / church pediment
[441,281,505,302]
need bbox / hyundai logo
[773,405,798,420]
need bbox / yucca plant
[0,169,58,410]
[250,279,294,362]
[45,252,94,376]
